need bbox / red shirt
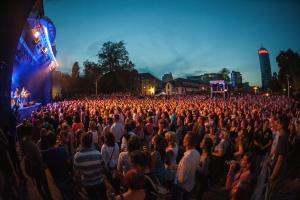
[72,122,84,133]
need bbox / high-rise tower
[258,46,272,89]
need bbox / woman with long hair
[195,137,213,200]
[226,152,255,200]
[151,134,174,184]
[118,135,142,175]
[165,131,178,170]
[101,132,119,169]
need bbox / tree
[219,68,230,82]
[71,62,80,79]
[99,69,139,93]
[59,72,72,97]
[276,49,300,96]
[83,60,102,79]
[269,72,281,92]
[83,60,103,95]
[95,41,137,93]
[97,41,135,74]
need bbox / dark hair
[114,114,120,121]
[177,116,184,124]
[125,123,133,132]
[124,169,145,190]
[81,132,92,148]
[278,115,289,132]
[130,150,152,169]
[153,135,167,161]
[98,116,103,124]
[127,136,141,153]
[162,112,169,119]
[104,132,115,147]
[185,131,197,147]
[74,115,80,123]
[107,117,113,125]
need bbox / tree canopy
[97,41,135,74]
[71,61,80,79]
[82,41,138,94]
[83,60,102,79]
[219,68,230,82]
[276,49,300,96]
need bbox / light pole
[286,74,290,98]
[95,74,102,96]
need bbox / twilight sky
[45,0,300,86]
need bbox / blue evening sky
[45,0,300,86]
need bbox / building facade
[258,46,272,89]
[165,78,208,95]
[231,71,242,88]
[139,73,161,96]
[162,72,173,83]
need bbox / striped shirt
[73,148,106,186]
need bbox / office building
[231,71,242,88]
[258,46,272,89]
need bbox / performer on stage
[21,87,30,105]
[14,88,20,105]
[11,91,15,107]
[21,87,26,104]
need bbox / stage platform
[19,103,42,120]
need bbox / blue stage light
[12,16,57,105]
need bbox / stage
[19,103,42,120]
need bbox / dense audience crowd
[16,95,300,200]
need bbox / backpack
[144,175,170,200]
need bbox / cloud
[137,66,156,75]
[175,70,205,78]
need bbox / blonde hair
[165,131,176,146]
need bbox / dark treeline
[58,41,139,97]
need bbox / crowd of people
[16,95,300,200]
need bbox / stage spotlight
[34,31,40,38]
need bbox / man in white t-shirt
[172,132,200,200]
[110,114,124,145]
